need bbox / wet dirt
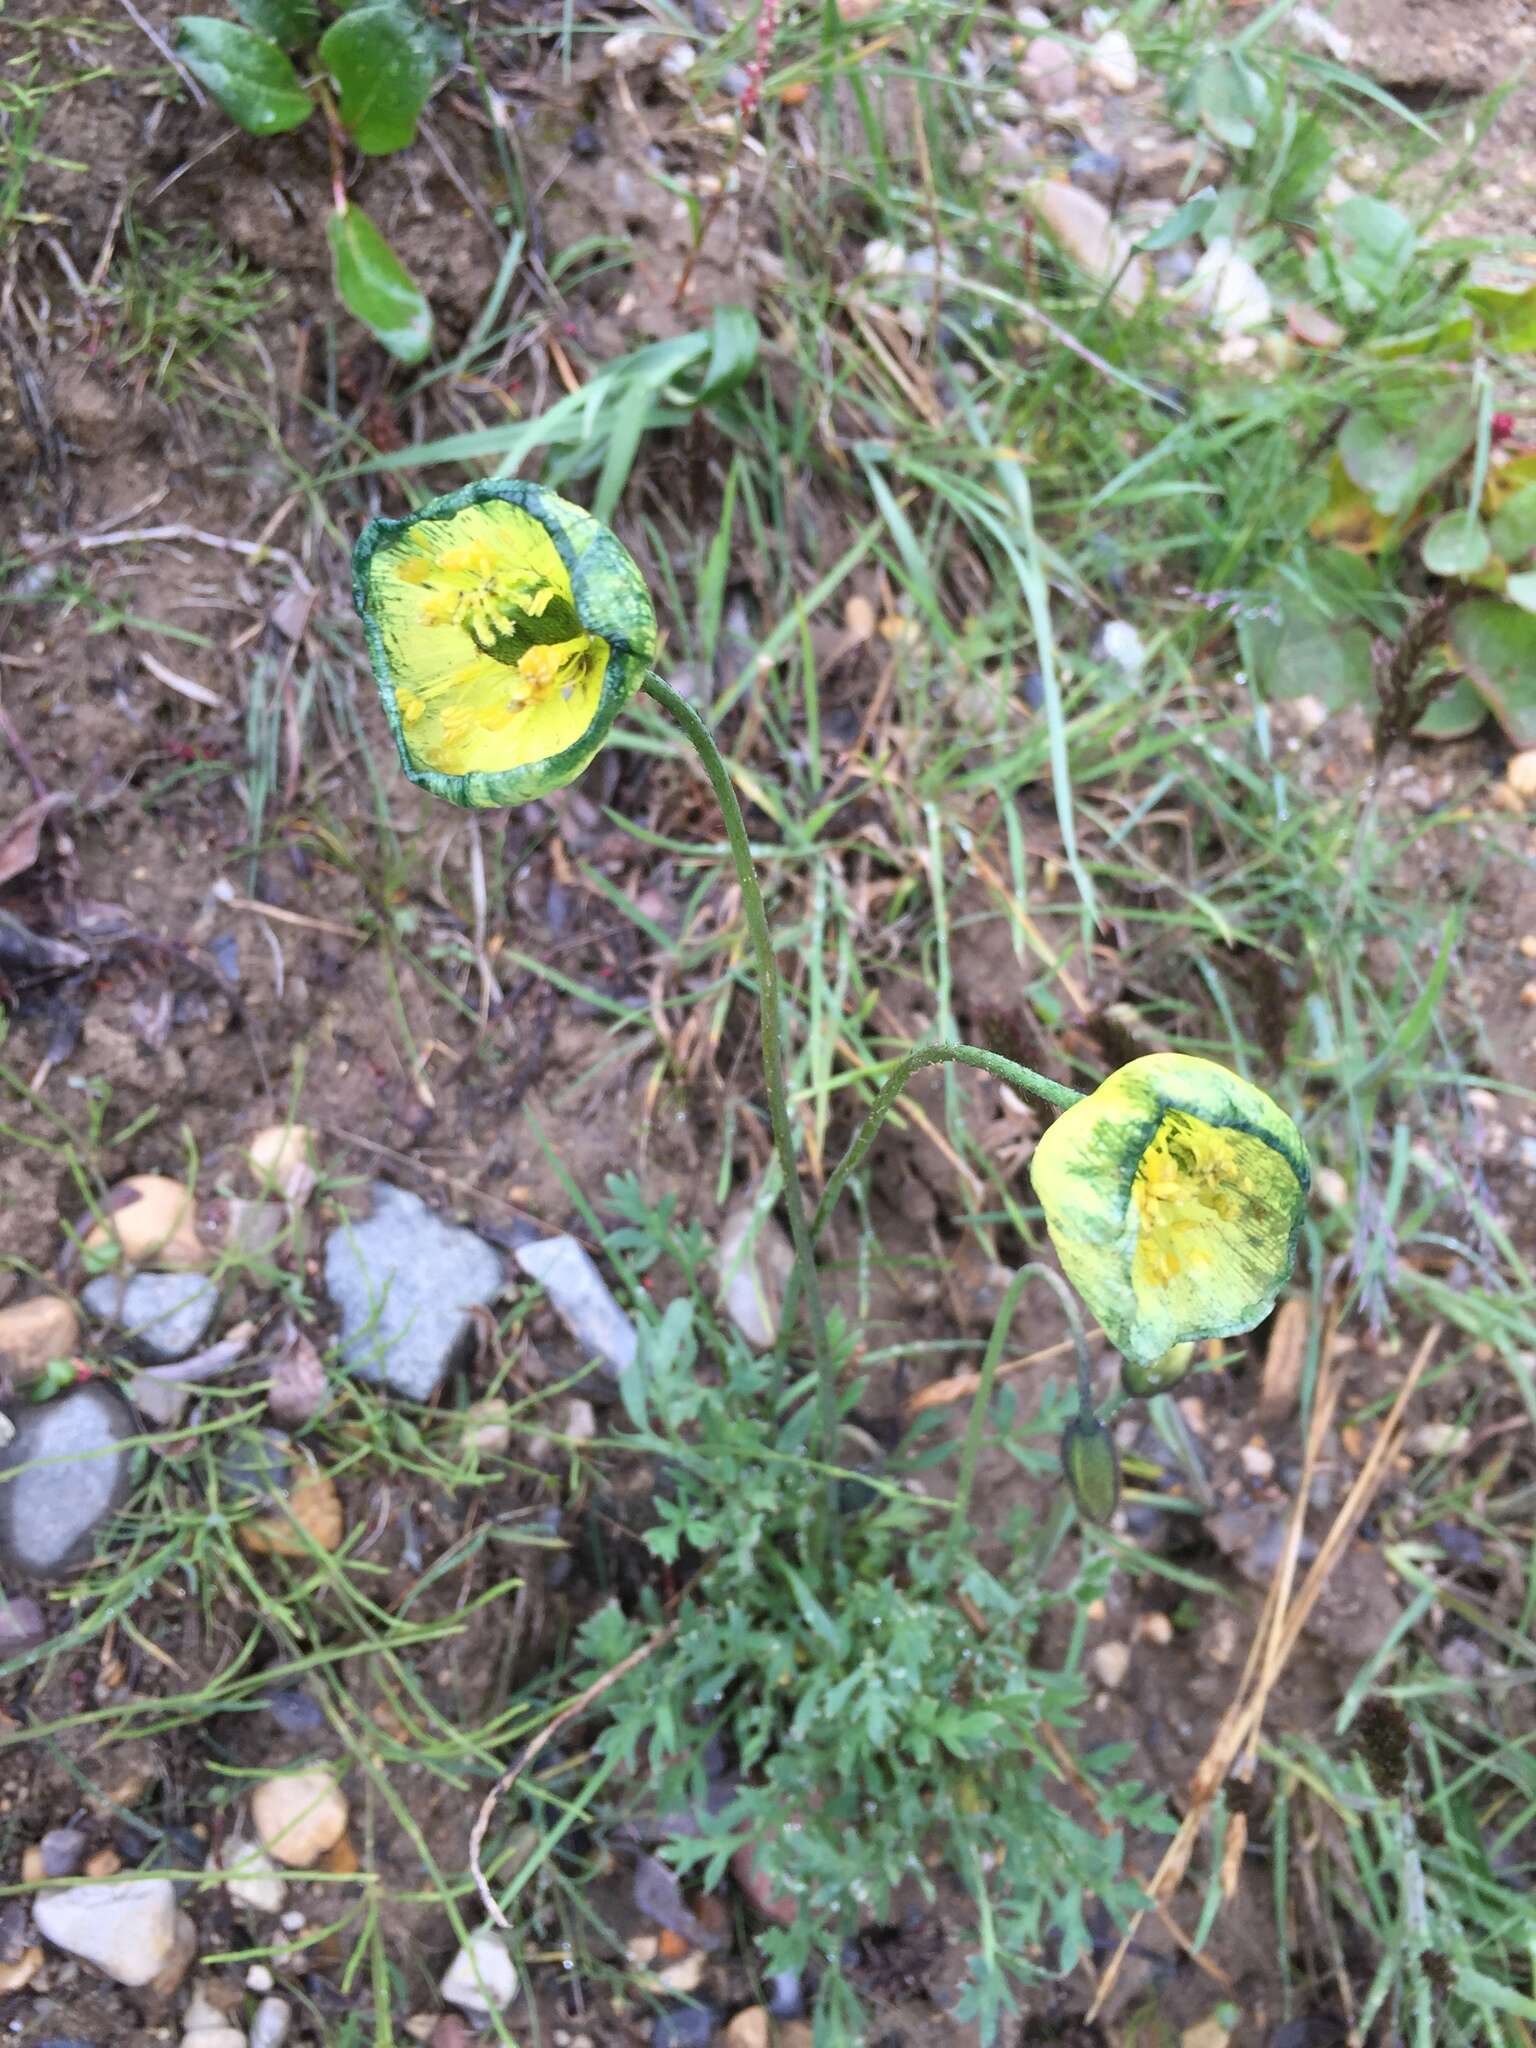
[4,0,1536,2044]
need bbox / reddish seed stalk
[672,0,782,308]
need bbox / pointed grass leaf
[1449,599,1536,746]
[319,0,437,155]
[174,18,313,134]
[327,204,432,363]
[229,0,319,51]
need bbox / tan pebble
[566,1398,597,1443]
[655,1926,691,1962]
[240,1460,343,1558]
[656,1948,705,1994]
[626,1933,659,1967]
[215,1837,287,1913]
[1521,981,1536,1008]
[725,2011,771,2048]
[147,1906,197,1996]
[0,1945,42,1992]
[1313,1165,1348,1210]
[83,1847,122,1878]
[1137,1611,1174,1646]
[463,1398,512,1456]
[1019,35,1079,103]
[404,2022,437,2046]
[251,1771,348,1867]
[1508,750,1536,801]
[21,1844,45,1884]
[246,1123,318,1205]
[322,1831,360,1875]
[1204,1613,1241,1667]
[1091,1641,1131,1689]
[84,1176,207,1270]
[0,1296,80,1383]
[1239,1443,1275,1481]
[1520,934,1536,959]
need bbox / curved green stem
[945,1261,1094,1572]
[778,1043,1084,1337]
[642,674,838,1469]
[811,1045,1082,1246]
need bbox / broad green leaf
[1138,187,1218,252]
[174,18,313,133]
[1339,397,1477,519]
[1449,599,1536,746]
[1506,571,1536,614]
[1192,50,1269,150]
[1245,610,1375,709]
[229,0,318,51]
[1367,312,1475,361]
[1327,195,1414,310]
[1463,282,1536,353]
[1490,483,1536,563]
[319,0,437,155]
[1269,109,1334,219]
[327,204,433,363]
[1421,512,1491,578]
[1415,674,1487,739]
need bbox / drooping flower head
[353,480,657,808]
[1031,1054,1309,1370]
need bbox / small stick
[113,0,209,106]
[468,1620,678,1927]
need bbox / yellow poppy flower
[353,480,657,808]
[1030,1054,1309,1369]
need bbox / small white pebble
[1091,1641,1131,1689]
[245,1964,275,1993]
[279,1911,305,1934]
[1240,1443,1276,1481]
[1137,1611,1174,1646]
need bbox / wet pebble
[249,1997,292,2048]
[82,1270,219,1363]
[0,1295,79,1383]
[514,1235,637,1375]
[0,1385,136,1578]
[651,2008,717,2048]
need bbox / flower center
[1131,1112,1258,1288]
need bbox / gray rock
[82,1270,219,1363]
[34,1875,177,1986]
[40,1827,88,1877]
[324,1183,503,1402]
[0,1589,46,1654]
[651,2008,717,2048]
[0,1385,136,1578]
[514,1235,637,1375]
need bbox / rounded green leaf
[1421,512,1492,579]
[174,18,313,134]
[1414,675,1487,740]
[1506,572,1536,615]
[1030,1054,1310,1370]
[352,479,658,810]
[319,1,437,155]
[230,0,319,52]
[327,204,432,364]
[1489,483,1536,565]
[1463,282,1536,353]
[1449,599,1536,747]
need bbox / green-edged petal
[352,479,657,810]
[1030,1053,1309,1368]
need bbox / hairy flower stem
[776,1044,1084,1337]
[642,675,839,1510]
[946,1263,1094,1572]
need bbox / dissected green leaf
[174,18,313,133]
[1463,282,1536,353]
[1421,512,1492,578]
[1327,195,1415,310]
[327,203,433,363]
[1490,482,1536,564]
[229,0,318,51]
[1415,674,1487,740]
[319,0,437,154]
[1449,599,1536,746]
[1506,571,1536,615]
[1339,397,1477,519]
